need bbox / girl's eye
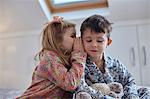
[71,34,76,38]
[71,35,74,38]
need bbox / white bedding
[0,86,150,99]
[0,89,23,99]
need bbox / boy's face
[82,28,110,58]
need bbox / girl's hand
[73,37,84,52]
[51,16,63,23]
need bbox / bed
[0,86,150,99]
[0,89,23,99]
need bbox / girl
[17,16,87,99]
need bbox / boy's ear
[107,38,112,46]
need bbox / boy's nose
[92,42,98,47]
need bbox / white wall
[108,0,150,22]
[0,30,41,89]
[0,0,4,33]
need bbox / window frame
[44,0,108,13]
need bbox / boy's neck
[91,55,105,73]
[91,53,103,63]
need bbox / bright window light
[53,0,88,4]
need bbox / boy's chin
[88,53,98,57]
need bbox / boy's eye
[86,40,92,42]
[97,40,104,42]
[97,39,104,42]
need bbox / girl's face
[61,27,76,51]
[82,29,111,59]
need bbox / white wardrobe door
[0,39,3,88]
[138,24,150,86]
[106,26,141,85]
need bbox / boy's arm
[116,60,140,99]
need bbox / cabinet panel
[138,24,150,86]
[106,26,141,85]
[0,40,3,87]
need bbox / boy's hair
[80,14,112,38]
[38,21,75,67]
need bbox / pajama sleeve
[115,59,140,99]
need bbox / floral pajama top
[76,53,150,99]
[17,50,87,99]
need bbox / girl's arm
[36,50,87,91]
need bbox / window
[53,0,88,5]
[44,0,108,13]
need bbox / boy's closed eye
[86,40,92,42]
[85,39,104,43]
[97,39,104,42]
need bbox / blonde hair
[38,21,75,69]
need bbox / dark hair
[80,14,112,38]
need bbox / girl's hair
[80,14,112,38]
[37,21,75,68]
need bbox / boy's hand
[73,37,84,52]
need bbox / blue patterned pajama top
[76,53,150,99]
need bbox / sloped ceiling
[0,0,47,33]
[0,0,149,33]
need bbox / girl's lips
[90,50,98,52]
